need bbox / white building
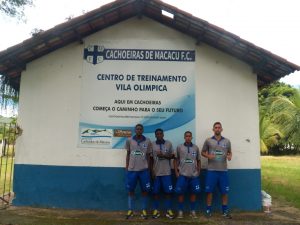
[0,0,299,210]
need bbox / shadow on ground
[0,199,300,225]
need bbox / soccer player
[201,122,232,219]
[150,128,175,219]
[174,131,201,219]
[125,124,152,219]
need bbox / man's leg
[206,193,213,213]
[161,175,173,211]
[128,191,135,211]
[152,176,160,211]
[126,171,138,219]
[221,194,228,211]
[152,176,161,218]
[219,171,231,218]
[178,194,184,216]
[205,171,217,217]
[139,170,151,219]
[189,177,201,218]
[175,175,187,218]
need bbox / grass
[261,156,300,209]
[0,156,14,194]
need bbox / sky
[0,0,300,89]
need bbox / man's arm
[164,151,175,159]
[126,150,130,170]
[197,147,201,174]
[174,157,179,177]
[149,154,155,178]
[201,140,215,160]
[125,140,130,170]
[227,151,232,161]
[197,160,201,174]
[201,150,215,160]
[164,142,175,159]
[227,141,232,161]
[174,146,179,177]
[147,141,152,169]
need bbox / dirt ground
[0,199,300,225]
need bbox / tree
[259,104,283,154]
[259,82,300,154]
[270,91,300,147]
[0,0,33,19]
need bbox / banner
[79,40,196,149]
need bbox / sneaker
[190,210,198,218]
[177,210,183,219]
[141,210,148,219]
[205,210,212,218]
[125,210,133,219]
[152,209,160,219]
[222,212,232,219]
[166,210,175,219]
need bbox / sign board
[79,41,196,148]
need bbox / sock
[142,195,148,210]
[128,195,134,210]
[206,205,212,212]
[178,202,184,211]
[165,198,172,210]
[153,198,159,210]
[222,205,228,213]
[190,201,196,211]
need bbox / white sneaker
[177,210,183,218]
[190,210,198,218]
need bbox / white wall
[16,17,260,169]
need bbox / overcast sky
[0,0,299,87]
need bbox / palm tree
[259,108,283,154]
[269,90,300,147]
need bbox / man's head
[184,131,193,143]
[213,122,223,136]
[135,124,144,136]
[155,128,164,140]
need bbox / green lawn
[0,156,14,194]
[261,156,300,209]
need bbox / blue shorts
[152,175,173,194]
[205,170,229,194]
[174,175,201,194]
[126,170,151,192]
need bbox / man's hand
[151,170,156,179]
[207,154,216,160]
[227,153,232,161]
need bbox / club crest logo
[84,45,105,64]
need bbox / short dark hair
[155,128,163,134]
[184,131,192,136]
[135,124,144,129]
[213,122,222,128]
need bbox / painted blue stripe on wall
[13,164,261,211]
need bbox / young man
[150,128,175,219]
[201,122,232,219]
[125,124,152,219]
[174,131,201,219]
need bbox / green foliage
[0,0,33,19]
[259,82,300,154]
[0,75,19,113]
[0,121,18,145]
[259,112,283,153]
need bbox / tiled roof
[0,0,299,91]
